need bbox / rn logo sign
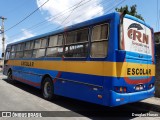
[127,23,149,45]
[123,18,152,55]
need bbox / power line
[7,0,124,40]
[55,0,89,30]
[52,0,126,31]
[29,0,114,33]
[7,0,98,39]
[4,0,49,33]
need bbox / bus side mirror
[1,53,4,57]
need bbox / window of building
[90,23,109,58]
[65,28,88,57]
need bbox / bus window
[33,49,45,58]
[15,51,23,58]
[15,43,24,58]
[57,35,63,46]
[49,35,59,46]
[24,41,34,58]
[65,28,88,57]
[10,52,15,59]
[34,39,41,49]
[17,44,21,51]
[11,45,16,52]
[46,34,63,57]
[41,38,47,48]
[32,38,47,58]
[5,48,11,60]
[25,42,31,50]
[91,23,109,58]
[10,45,16,59]
[24,50,32,58]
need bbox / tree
[115,5,144,21]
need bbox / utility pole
[0,16,7,70]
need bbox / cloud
[17,29,35,41]
[7,29,35,44]
[36,0,104,26]
[0,29,34,55]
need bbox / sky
[0,0,159,55]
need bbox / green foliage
[115,5,144,21]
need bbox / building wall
[155,32,160,97]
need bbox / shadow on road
[2,78,159,119]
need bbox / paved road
[0,73,160,120]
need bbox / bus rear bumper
[109,87,155,107]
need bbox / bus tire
[7,71,15,83]
[42,77,53,100]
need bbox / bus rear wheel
[42,77,53,100]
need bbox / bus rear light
[123,87,127,92]
[134,84,144,91]
[148,83,154,89]
[120,87,123,92]
[114,86,127,93]
[98,95,103,99]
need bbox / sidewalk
[142,97,160,105]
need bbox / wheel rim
[44,82,52,97]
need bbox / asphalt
[0,73,160,120]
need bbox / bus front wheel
[42,77,53,100]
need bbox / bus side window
[91,23,109,58]
[24,41,34,58]
[15,43,24,58]
[46,34,63,57]
[5,48,11,60]
[32,38,47,58]
[65,28,88,57]
[10,45,16,59]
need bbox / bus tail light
[148,83,154,89]
[134,84,144,91]
[114,86,127,93]
[98,95,103,99]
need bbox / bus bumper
[109,87,155,107]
